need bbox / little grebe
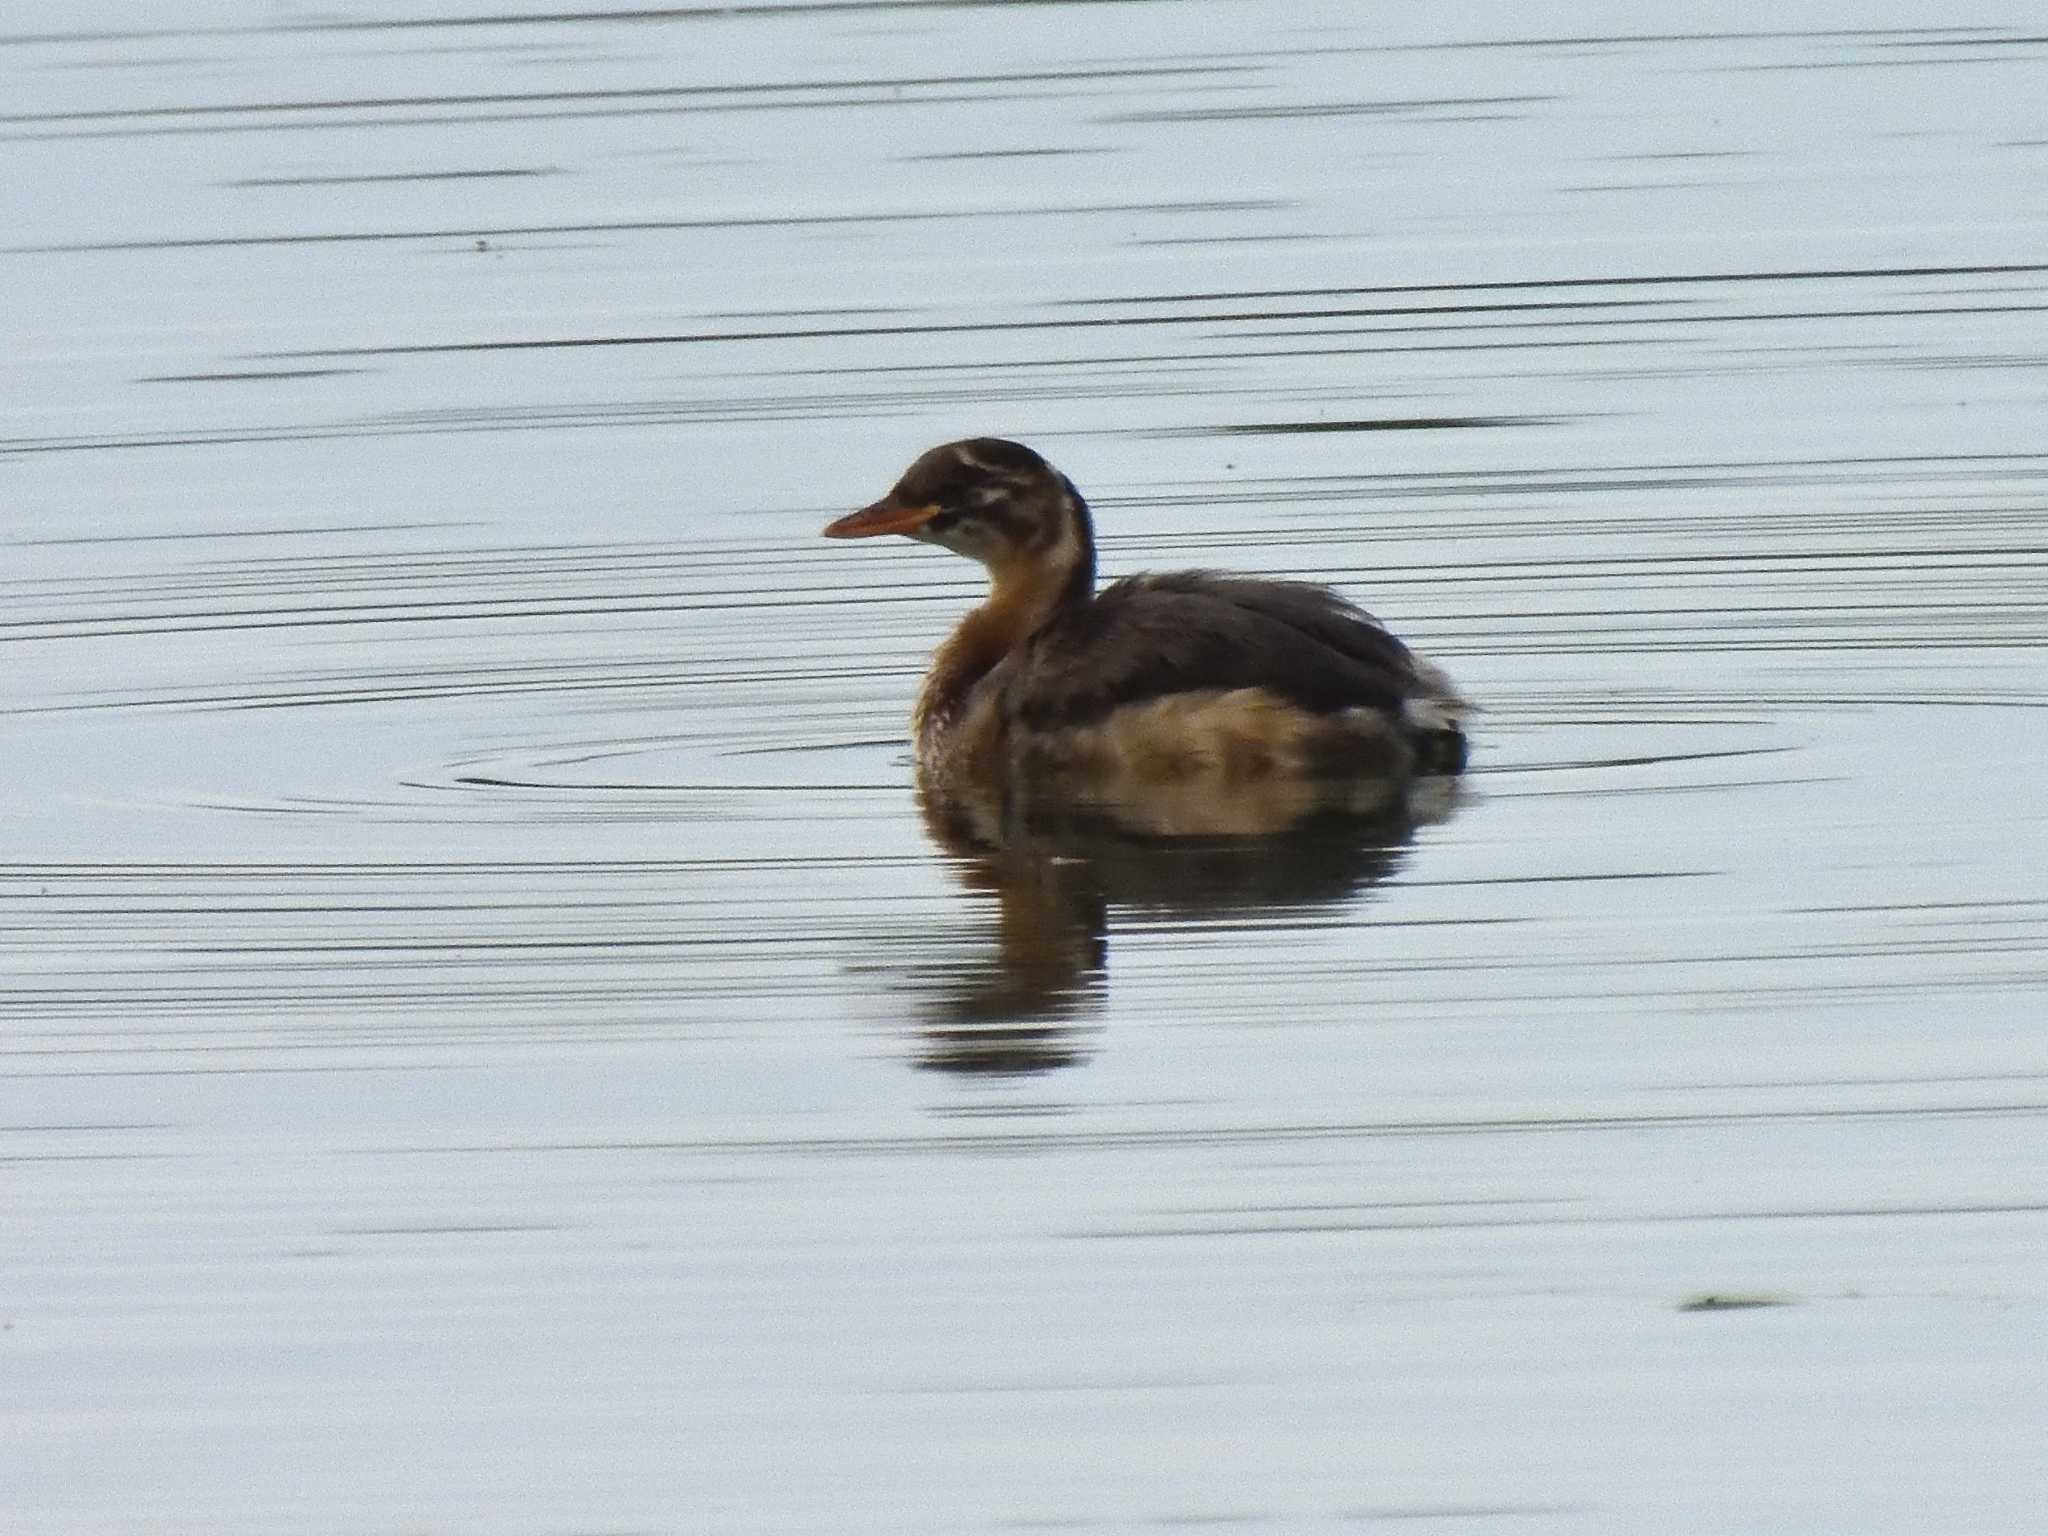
[824,439,1468,791]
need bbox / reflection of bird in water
[825,437,1469,798]
[906,775,1461,1077]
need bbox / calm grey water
[6,4,2047,1532]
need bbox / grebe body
[825,439,1467,794]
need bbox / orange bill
[822,497,940,539]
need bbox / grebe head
[824,438,1096,595]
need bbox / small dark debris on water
[1678,1293,1796,1313]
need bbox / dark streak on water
[5,4,2048,1532]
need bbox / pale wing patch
[1025,687,1410,781]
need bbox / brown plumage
[824,438,1468,793]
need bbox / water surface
[5,4,2047,1532]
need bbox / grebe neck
[914,480,1095,744]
